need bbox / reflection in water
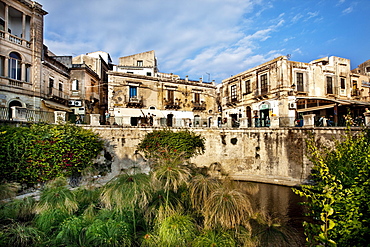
[239,181,307,246]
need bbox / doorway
[8,100,22,119]
[246,106,252,127]
[167,114,173,127]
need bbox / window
[137,60,143,66]
[72,80,79,90]
[59,81,63,92]
[352,80,358,96]
[167,90,174,103]
[0,56,4,76]
[147,72,152,76]
[129,86,137,98]
[48,78,54,95]
[260,74,268,94]
[231,85,237,101]
[326,77,333,94]
[341,78,345,89]
[194,93,200,103]
[245,80,251,94]
[366,67,370,73]
[297,72,304,92]
[25,65,31,82]
[9,52,21,80]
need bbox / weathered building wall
[89,127,351,186]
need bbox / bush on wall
[0,123,104,186]
[137,129,205,160]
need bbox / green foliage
[0,123,104,186]
[193,229,236,247]
[137,129,205,160]
[294,129,370,246]
[203,184,252,230]
[0,126,300,246]
[157,213,198,246]
[36,178,79,215]
[0,222,43,247]
[0,197,36,223]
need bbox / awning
[142,109,165,118]
[297,104,336,113]
[42,100,72,112]
[115,108,165,118]
[296,97,370,106]
[162,110,194,119]
[115,108,142,117]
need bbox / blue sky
[37,0,370,83]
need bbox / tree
[293,128,370,246]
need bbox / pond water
[239,181,307,246]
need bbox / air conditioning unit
[289,102,297,109]
[68,100,75,106]
[130,97,139,103]
[74,100,82,107]
[340,89,346,95]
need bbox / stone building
[107,51,218,127]
[41,46,72,113]
[221,55,370,128]
[0,0,47,118]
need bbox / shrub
[137,129,205,160]
[0,123,104,186]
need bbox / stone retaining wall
[89,126,355,186]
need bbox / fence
[0,107,55,124]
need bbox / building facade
[108,51,218,127]
[221,56,370,127]
[0,0,47,119]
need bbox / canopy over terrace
[296,97,370,125]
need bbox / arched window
[9,52,22,80]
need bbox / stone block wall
[88,126,352,186]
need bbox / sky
[36,0,370,83]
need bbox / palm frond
[151,151,191,193]
[189,174,221,212]
[36,178,78,214]
[100,173,153,212]
[204,186,253,230]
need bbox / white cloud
[342,6,353,14]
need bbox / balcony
[0,31,31,49]
[192,101,206,111]
[125,96,144,108]
[164,99,181,109]
[46,88,69,105]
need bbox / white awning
[162,110,194,119]
[42,100,72,112]
[142,109,165,118]
[114,108,165,118]
[114,108,142,117]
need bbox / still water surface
[239,181,307,246]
